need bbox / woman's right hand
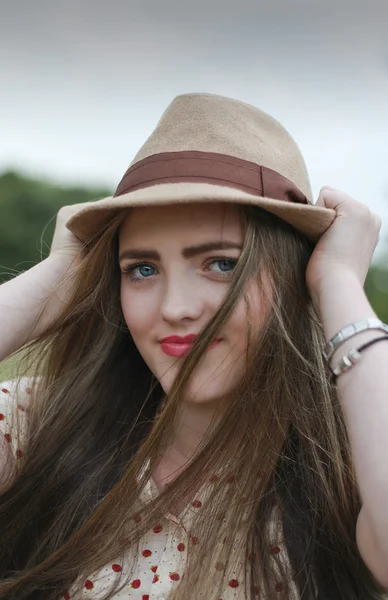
[42,203,95,329]
[49,202,94,267]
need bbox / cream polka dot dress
[0,378,299,599]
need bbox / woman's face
[118,203,266,406]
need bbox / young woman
[0,93,387,600]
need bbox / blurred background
[1,0,387,335]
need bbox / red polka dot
[150,565,158,573]
[228,579,239,588]
[177,542,185,552]
[152,574,159,584]
[16,449,23,459]
[215,561,224,571]
[169,572,180,581]
[153,524,162,533]
[142,596,149,600]
[0,413,4,420]
[17,404,25,412]
[275,582,284,592]
[134,513,142,523]
[63,592,70,599]
[26,387,32,394]
[142,549,152,557]
[270,545,281,555]
[1,388,9,394]
[111,564,122,572]
[191,535,199,545]
[84,580,94,589]
[131,579,141,589]
[192,500,202,508]
[4,433,11,443]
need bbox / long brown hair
[0,204,385,600]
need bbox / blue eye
[123,263,157,280]
[208,258,237,274]
[137,265,156,277]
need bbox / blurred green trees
[365,264,388,323]
[0,169,387,323]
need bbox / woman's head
[118,202,270,407]
[0,201,381,600]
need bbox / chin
[185,379,230,405]
[158,367,237,406]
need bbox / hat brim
[65,182,336,244]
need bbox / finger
[316,186,358,211]
[315,186,338,208]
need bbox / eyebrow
[118,241,242,262]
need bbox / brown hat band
[114,150,309,205]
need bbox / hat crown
[66,92,336,246]
[131,93,313,202]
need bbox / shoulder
[0,376,40,458]
[0,375,38,415]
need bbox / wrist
[310,270,364,312]
[313,271,377,348]
[46,252,83,275]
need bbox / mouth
[159,337,222,358]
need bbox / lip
[159,335,223,358]
[160,334,198,344]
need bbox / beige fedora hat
[66,93,336,243]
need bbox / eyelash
[121,257,238,282]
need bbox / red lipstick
[159,334,222,358]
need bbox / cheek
[120,285,157,337]
[227,302,249,342]
[228,285,268,345]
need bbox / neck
[153,398,225,490]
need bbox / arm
[0,255,78,363]
[0,203,88,363]
[317,272,388,589]
[306,185,388,588]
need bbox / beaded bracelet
[330,335,388,384]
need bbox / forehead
[118,202,244,245]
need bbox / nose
[160,275,204,324]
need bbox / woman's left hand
[305,186,382,308]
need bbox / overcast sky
[1,0,388,259]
